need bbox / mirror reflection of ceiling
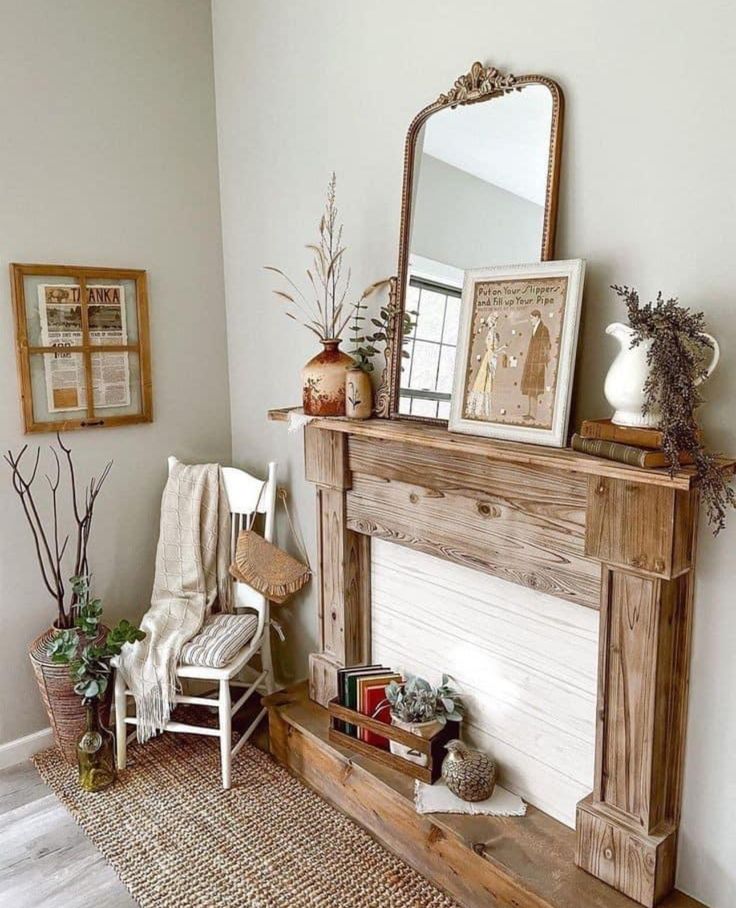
[421,86,553,205]
[400,83,556,420]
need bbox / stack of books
[571,419,695,469]
[336,664,402,750]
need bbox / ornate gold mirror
[377,62,564,422]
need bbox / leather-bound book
[571,434,694,469]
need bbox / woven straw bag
[230,488,311,604]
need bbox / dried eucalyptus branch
[612,285,734,533]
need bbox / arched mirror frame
[376,62,565,423]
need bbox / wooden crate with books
[572,418,698,469]
[327,665,453,783]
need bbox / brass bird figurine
[441,739,497,802]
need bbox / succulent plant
[381,673,464,725]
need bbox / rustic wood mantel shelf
[267,406,732,907]
[268,407,732,490]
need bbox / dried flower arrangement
[265,172,386,343]
[612,285,735,533]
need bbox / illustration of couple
[466,309,550,422]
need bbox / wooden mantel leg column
[576,477,699,907]
[304,426,371,706]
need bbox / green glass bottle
[77,699,116,792]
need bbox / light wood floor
[0,760,136,907]
[0,703,269,907]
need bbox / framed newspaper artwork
[10,263,152,433]
[449,260,585,447]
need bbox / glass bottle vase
[77,699,116,792]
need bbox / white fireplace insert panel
[371,538,598,827]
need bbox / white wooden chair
[114,458,278,789]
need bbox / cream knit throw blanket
[115,460,231,743]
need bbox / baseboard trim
[0,727,54,770]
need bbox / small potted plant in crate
[383,674,464,767]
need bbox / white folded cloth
[414,780,527,816]
[287,410,316,433]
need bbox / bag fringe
[229,563,311,604]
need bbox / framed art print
[10,263,153,433]
[449,259,585,447]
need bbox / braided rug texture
[33,730,457,908]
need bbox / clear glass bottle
[77,699,116,792]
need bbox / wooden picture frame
[449,259,585,447]
[10,263,153,433]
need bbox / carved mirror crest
[376,61,564,423]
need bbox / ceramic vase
[389,714,444,767]
[302,339,354,416]
[345,367,373,419]
[603,322,720,428]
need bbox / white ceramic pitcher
[603,323,720,428]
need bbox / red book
[358,674,401,749]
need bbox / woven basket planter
[28,625,111,765]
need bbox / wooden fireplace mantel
[268,407,733,908]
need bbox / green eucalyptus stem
[47,575,145,701]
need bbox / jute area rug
[33,728,457,908]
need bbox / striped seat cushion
[179,613,259,669]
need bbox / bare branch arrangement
[265,172,387,342]
[5,434,112,628]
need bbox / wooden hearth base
[263,684,703,908]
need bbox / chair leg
[219,679,232,790]
[114,671,127,770]
[260,622,277,695]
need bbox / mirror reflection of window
[399,264,461,419]
[399,85,554,417]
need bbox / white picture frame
[449,259,585,447]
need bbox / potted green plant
[48,576,144,790]
[381,674,464,767]
[346,288,416,419]
[5,435,113,763]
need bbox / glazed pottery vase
[28,624,112,765]
[604,322,720,428]
[441,739,497,802]
[77,700,116,792]
[345,367,373,419]
[302,339,354,416]
[389,713,444,767]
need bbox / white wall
[411,155,544,270]
[372,540,598,827]
[0,0,231,744]
[212,3,735,904]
